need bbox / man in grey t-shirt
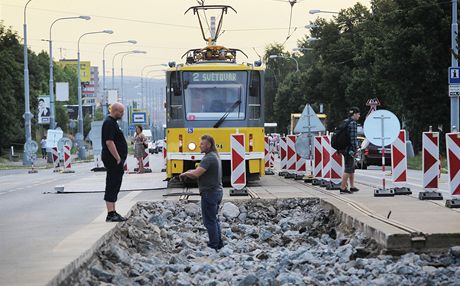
[179,135,224,251]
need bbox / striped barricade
[446,132,460,208]
[327,146,343,190]
[264,136,274,175]
[420,132,443,200]
[230,134,247,196]
[62,144,75,173]
[52,147,60,172]
[320,135,331,187]
[279,137,288,176]
[312,136,323,185]
[285,135,297,178]
[391,130,411,195]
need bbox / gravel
[62,198,460,286]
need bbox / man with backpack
[333,107,361,194]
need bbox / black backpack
[331,119,351,151]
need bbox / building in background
[82,66,100,109]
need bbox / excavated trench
[62,198,460,286]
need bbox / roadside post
[445,132,460,208]
[364,109,401,197]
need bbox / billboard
[57,60,91,82]
[38,96,50,125]
[65,105,94,120]
[56,82,69,101]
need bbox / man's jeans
[200,191,223,250]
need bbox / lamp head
[103,29,114,34]
[128,40,137,44]
[132,50,146,54]
[309,9,321,14]
[79,16,91,20]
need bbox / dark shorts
[102,155,125,202]
[343,152,355,174]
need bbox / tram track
[270,174,427,245]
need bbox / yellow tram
[164,5,265,185]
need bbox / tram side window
[248,71,261,120]
[169,72,183,120]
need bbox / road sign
[449,84,460,97]
[295,133,312,159]
[24,140,38,154]
[88,121,104,154]
[132,112,147,124]
[46,129,63,148]
[363,109,401,147]
[294,104,325,133]
[449,67,460,84]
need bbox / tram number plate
[216,144,223,149]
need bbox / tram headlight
[188,142,197,151]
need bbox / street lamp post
[269,54,299,72]
[102,40,137,115]
[48,16,90,130]
[23,0,33,165]
[451,0,459,132]
[77,29,113,159]
[120,50,147,135]
[141,65,166,111]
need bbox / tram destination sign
[191,72,238,82]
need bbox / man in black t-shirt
[101,102,128,222]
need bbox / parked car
[356,136,391,169]
[152,139,165,154]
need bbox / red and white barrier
[269,149,275,168]
[161,140,167,172]
[264,136,270,168]
[391,130,408,184]
[313,136,323,179]
[330,147,343,186]
[52,147,59,170]
[230,134,246,190]
[321,135,332,183]
[296,153,306,176]
[423,132,440,190]
[62,144,74,173]
[143,149,150,169]
[280,137,287,173]
[446,133,460,197]
[286,135,297,174]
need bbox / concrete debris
[62,198,460,286]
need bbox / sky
[0,0,371,77]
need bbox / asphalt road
[0,155,166,286]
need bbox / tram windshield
[183,71,247,121]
